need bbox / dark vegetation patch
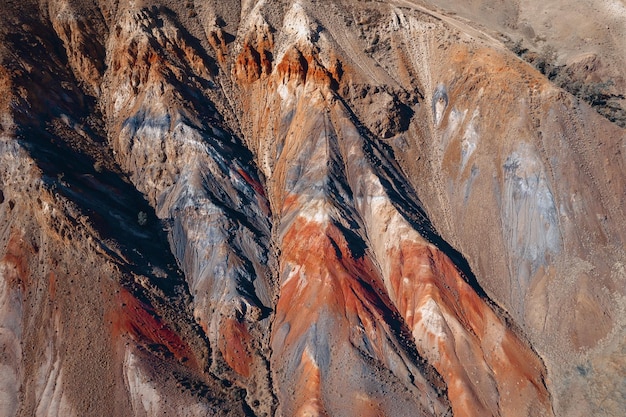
[506,39,626,128]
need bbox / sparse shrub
[556,75,626,127]
[510,39,528,57]
[578,80,615,107]
[535,45,557,78]
[506,39,626,127]
[137,211,148,226]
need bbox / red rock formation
[110,288,199,369]
[1,1,624,416]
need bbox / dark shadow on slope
[335,95,490,300]
[336,95,540,349]
[283,108,448,397]
[350,276,449,398]
[3,10,214,372]
[324,225,449,402]
[153,5,219,78]
[367,139,491,303]
[115,8,275,320]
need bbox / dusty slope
[420,0,626,124]
[0,1,624,416]
[421,0,626,72]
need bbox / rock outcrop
[1,1,624,416]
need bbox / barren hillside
[0,1,624,416]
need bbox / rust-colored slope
[326,100,553,417]
[230,4,554,414]
[100,7,277,414]
[1,0,624,416]
[274,216,449,417]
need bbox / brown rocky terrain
[0,1,624,416]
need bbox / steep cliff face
[0,1,624,417]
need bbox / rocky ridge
[0,1,624,416]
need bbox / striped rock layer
[0,1,624,417]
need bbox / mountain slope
[0,1,624,416]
